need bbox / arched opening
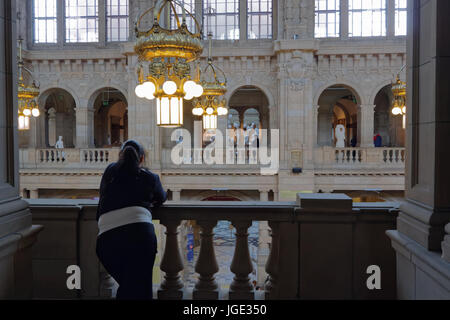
[317,85,360,147]
[227,108,240,129]
[374,85,405,147]
[228,86,270,131]
[91,88,128,148]
[40,88,77,148]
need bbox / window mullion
[99,0,106,45]
[340,0,348,39]
[240,0,247,40]
[58,0,64,46]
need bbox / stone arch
[38,85,80,109]
[373,84,405,147]
[369,78,396,106]
[37,87,78,148]
[316,84,361,147]
[89,87,129,148]
[227,85,271,131]
[226,83,275,108]
[187,190,256,201]
[87,85,128,110]
[314,81,364,106]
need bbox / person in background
[374,134,382,147]
[96,139,167,300]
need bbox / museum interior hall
[0,0,449,300]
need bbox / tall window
[248,0,272,39]
[349,0,386,37]
[33,0,58,43]
[106,0,129,41]
[203,0,239,40]
[65,0,99,43]
[170,0,197,34]
[395,0,407,36]
[314,0,340,38]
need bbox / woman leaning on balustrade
[96,139,167,300]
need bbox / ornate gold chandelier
[134,0,204,128]
[191,32,228,130]
[391,74,406,129]
[17,37,40,130]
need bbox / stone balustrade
[27,194,400,300]
[19,148,120,169]
[315,147,406,169]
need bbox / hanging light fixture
[391,73,406,129]
[134,0,204,127]
[191,32,228,130]
[17,37,40,130]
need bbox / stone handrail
[27,195,399,300]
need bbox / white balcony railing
[314,147,406,170]
[19,148,120,169]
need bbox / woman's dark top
[96,162,167,221]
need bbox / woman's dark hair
[117,140,145,175]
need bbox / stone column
[48,108,56,147]
[259,190,269,202]
[172,189,181,202]
[357,104,375,148]
[443,223,450,263]
[317,104,334,146]
[29,189,39,199]
[310,105,319,149]
[0,0,43,299]
[75,107,95,148]
[386,0,450,300]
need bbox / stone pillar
[312,105,319,146]
[357,104,375,148]
[75,107,95,148]
[386,0,450,300]
[443,224,450,263]
[172,189,181,202]
[318,104,334,146]
[48,108,57,147]
[259,190,269,202]
[0,0,43,299]
[29,189,39,199]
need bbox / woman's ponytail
[117,140,145,175]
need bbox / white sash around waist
[98,206,153,236]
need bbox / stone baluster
[229,220,255,300]
[158,219,184,299]
[265,221,280,300]
[193,220,219,299]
